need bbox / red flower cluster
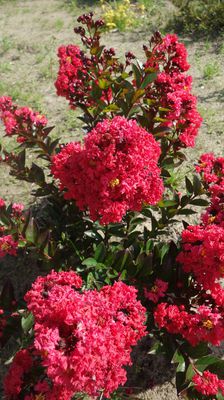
[55,44,113,109]
[11,202,24,217]
[144,279,168,303]
[177,224,224,290]
[55,45,91,108]
[4,348,33,398]
[193,370,224,396]
[177,224,224,306]
[196,153,224,187]
[4,347,71,400]
[24,270,146,398]
[144,34,202,147]
[0,96,47,142]
[196,153,224,227]
[154,303,224,346]
[0,234,18,258]
[52,116,163,224]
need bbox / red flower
[0,235,18,258]
[0,197,6,209]
[52,116,163,224]
[25,270,146,397]
[0,97,48,139]
[192,371,221,396]
[144,279,168,303]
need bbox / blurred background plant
[170,0,224,36]
[100,0,143,31]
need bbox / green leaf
[189,198,209,206]
[158,200,178,208]
[178,209,196,215]
[94,242,106,262]
[86,272,95,288]
[140,72,158,89]
[160,243,170,263]
[132,63,142,87]
[180,195,190,207]
[209,360,224,378]
[98,79,111,89]
[193,174,202,195]
[185,177,193,193]
[29,163,45,185]
[186,364,194,381]
[132,89,145,103]
[103,104,120,113]
[82,258,98,267]
[24,216,38,244]
[195,355,220,372]
[21,313,34,333]
[172,350,183,364]
[182,342,210,359]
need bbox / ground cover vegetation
[0,1,224,400]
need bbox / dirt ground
[0,0,223,398]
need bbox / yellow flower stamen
[1,243,10,251]
[202,319,213,330]
[220,264,224,274]
[35,395,45,400]
[151,285,158,293]
[201,248,206,257]
[110,178,120,188]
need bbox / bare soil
[0,0,223,398]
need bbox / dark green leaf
[185,177,193,193]
[189,198,209,206]
[193,174,202,195]
[132,63,142,87]
[94,242,106,262]
[178,209,196,215]
[140,72,158,89]
[195,355,220,372]
[29,163,45,184]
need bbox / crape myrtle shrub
[171,0,224,36]
[0,12,224,400]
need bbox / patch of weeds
[218,41,224,55]
[0,36,15,55]
[203,38,212,52]
[35,41,56,65]
[0,0,16,4]
[39,58,56,80]
[0,82,44,111]
[203,61,220,80]
[63,0,97,11]
[21,7,31,13]
[197,106,220,135]
[55,109,83,142]
[0,62,12,73]
[54,18,64,31]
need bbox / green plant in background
[100,0,144,31]
[171,0,224,35]
[203,61,220,80]
[0,36,15,55]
